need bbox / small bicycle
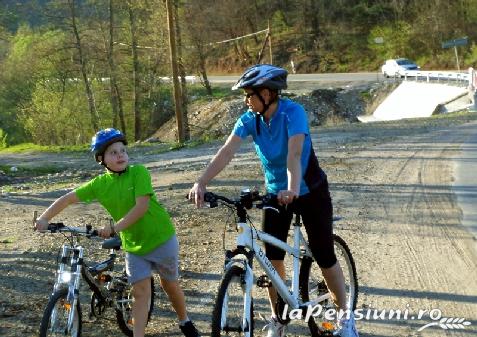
[204,190,358,337]
[35,215,154,337]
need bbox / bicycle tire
[211,264,254,337]
[39,288,82,337]
[299,234,358,336]
[115,277,155,337]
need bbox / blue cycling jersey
[233,98,326,195]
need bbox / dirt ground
[1,112,477,337]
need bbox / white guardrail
[401,69,470,83]
[402,68,477,110]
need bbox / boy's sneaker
[262,316,286,337]
[334,314,359,337]
[179,321,201,337]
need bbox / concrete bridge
[359,68,477,122]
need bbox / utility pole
[166,0,185,143]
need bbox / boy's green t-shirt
[75,164,175,255]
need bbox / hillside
[151,82,397,142]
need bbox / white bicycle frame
[50,243,84,334]
[223,217,332,336]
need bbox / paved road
[454,120,477,241]
[208,72,381,83]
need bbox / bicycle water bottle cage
[256,274,272,288]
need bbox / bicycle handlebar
[47,223,99,237]
[203,190,280,212]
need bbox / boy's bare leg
[160,278,188,321]
[132,277,152,337]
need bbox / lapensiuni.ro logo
[281,304,472,332]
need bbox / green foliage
[0,128,8,148]
[20,81,92,145]
[464,43,477,67]
[1,0,477,148]
[369,22,414,61]
[270,10,290,33]
[189,85,234,100]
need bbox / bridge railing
[400,68,477,110]
[402,70,470,85]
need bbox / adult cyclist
[188,64,359,337]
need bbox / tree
[127,0,142,141]
[67,0,99,131]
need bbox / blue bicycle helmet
[232,64,288,90]
[91,128,127,162]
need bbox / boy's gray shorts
[125,235,179,284]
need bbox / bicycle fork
[53,245,84,334]
[242,264,254,336]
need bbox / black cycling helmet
[232,64,288,91]
[91,128,127,163]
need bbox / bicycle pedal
[256,274,272,288]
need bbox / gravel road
[1,113,476,337]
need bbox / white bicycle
[204,190,358,337]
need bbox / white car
[381,58,420,77]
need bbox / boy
[35,128,201,337]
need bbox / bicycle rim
[299,234,358,335]
[211,264,253,337]
[39,288,81,337]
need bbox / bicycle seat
[102,236,122,250]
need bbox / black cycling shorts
[261,180,337,269]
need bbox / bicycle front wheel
[39,288,82,337]
[115,277,155,337]
[299,234,358,336]
[211,264,253,337]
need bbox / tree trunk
[196,43,212,96]
[106,0,121,132]
[128,1,141,141]
[174,0,189,140]
[68,0,99,131]
[114,82,127,134]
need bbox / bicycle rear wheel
[299,234,358,336]
[211,264,254,337]
[39,288,82,337]
[115,276,155,337]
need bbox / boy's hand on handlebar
[277,190,298,206]
[188,182,206,208]
[35,218,49,232]
[99,225,114,238]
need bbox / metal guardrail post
[469,67,477,111]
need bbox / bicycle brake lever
[262,206,280,213]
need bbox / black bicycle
[37,220,154,337]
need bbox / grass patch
[145,135,221,155]
[0,237,16,244]
[189,85,236,101]
[0,143,89,154]
[0,164,64,177]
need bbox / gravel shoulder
[1,113,477,337]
